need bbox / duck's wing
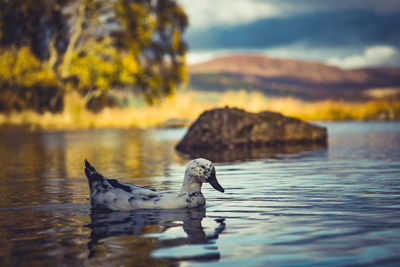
[85,159,158,197]
[106,178,158,195]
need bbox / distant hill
[188,55,400,100]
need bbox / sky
[178,0,400,68]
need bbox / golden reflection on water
[0,129,188,207]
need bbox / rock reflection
[86,208,225,262]
[180,143,327,162]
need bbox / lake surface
[0,122,400,266]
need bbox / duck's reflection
[86,208,225,261]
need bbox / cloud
[185,10,400,51]
[178,0,280,29]
[179,0,400,30]
[187,51,220,64]
[276,0,400,16]
[180,1,400,68]
[327,46,400,69]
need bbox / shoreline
[1,90,399,131]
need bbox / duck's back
[85,160,161,210]
[90,184,162,211]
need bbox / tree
[0,0,188,112]
[114,0,188,103]
[0,0,69,111]
[0,0,69,61]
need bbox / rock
[175,107,327,155]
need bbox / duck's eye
[201,166,205,169]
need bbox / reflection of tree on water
[86,208,225,263]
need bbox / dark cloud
[266,0,400,15]
[185,10,400,50]
[179,0,400,67]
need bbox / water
[0,122,399,266]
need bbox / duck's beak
[208,170,224,193]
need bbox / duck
[84,158,224,211]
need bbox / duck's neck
[180,173,202,194]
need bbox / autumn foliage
[0,0,187,113]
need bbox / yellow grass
[0,90,399,130]
[363,87,400,99]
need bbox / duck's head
[185,158,225,193]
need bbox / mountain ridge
[188,55,400,100]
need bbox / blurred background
[0,0,399,130]
[1,2,400,266]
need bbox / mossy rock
[176,107,327,155]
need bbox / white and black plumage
[84,158,224,211]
